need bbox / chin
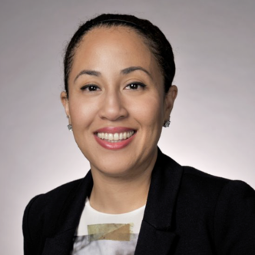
[91,160,138,178]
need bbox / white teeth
[108,133,113,140]
[114,133,119,141]
[97,131,135,142]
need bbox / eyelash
[80,82,146,92]
[125,82,146,90]
[80,84,100,91]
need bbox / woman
[23,14,255,255]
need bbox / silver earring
[163,120,171,128]
[67,124,72,131]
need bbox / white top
[72,199,145,255]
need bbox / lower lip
[94,133,136,150]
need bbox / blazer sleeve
[22,194,45,255]
[214,180,255,254]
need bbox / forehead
[81,25,148,50]
[69,25,163,85]
[74,26,153,65]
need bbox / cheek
[69,98,97,129]
[131,94,164,128]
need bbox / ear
[60,91,71,122]
[164,85,178,120]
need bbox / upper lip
[95,127,136,133]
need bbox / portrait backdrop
[0,0,254,254]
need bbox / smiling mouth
[96,131,136,143]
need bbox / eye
[80,84,100,91]
[125,82,146,90]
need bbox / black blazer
[23,149,255,254]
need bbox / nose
[99,91,128,121]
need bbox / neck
[89,151,157,214]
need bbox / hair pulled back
[64,13,175,96]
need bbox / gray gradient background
[0,0,254,254]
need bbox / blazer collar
[135,148,183,255]
[144,148,183,229]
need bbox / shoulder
[158,150,232,198]
[213,179,255,252]
[177,165,255,211]
[177,166,255,253]
[23,178,84,241]
[180,165,255,201]
[181,166,229,193]
[160,149,255,221]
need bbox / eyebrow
[74,70,101,83]
[74,66,152,83]
[121,66,152,79]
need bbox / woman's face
[61,26,177,178]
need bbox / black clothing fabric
[23,149,255,254]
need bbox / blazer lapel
[135,148,183,255]
[135,221,178,255]
[42,229,76,255]
[42,171,93,255]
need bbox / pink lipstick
[94,127,136,150]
